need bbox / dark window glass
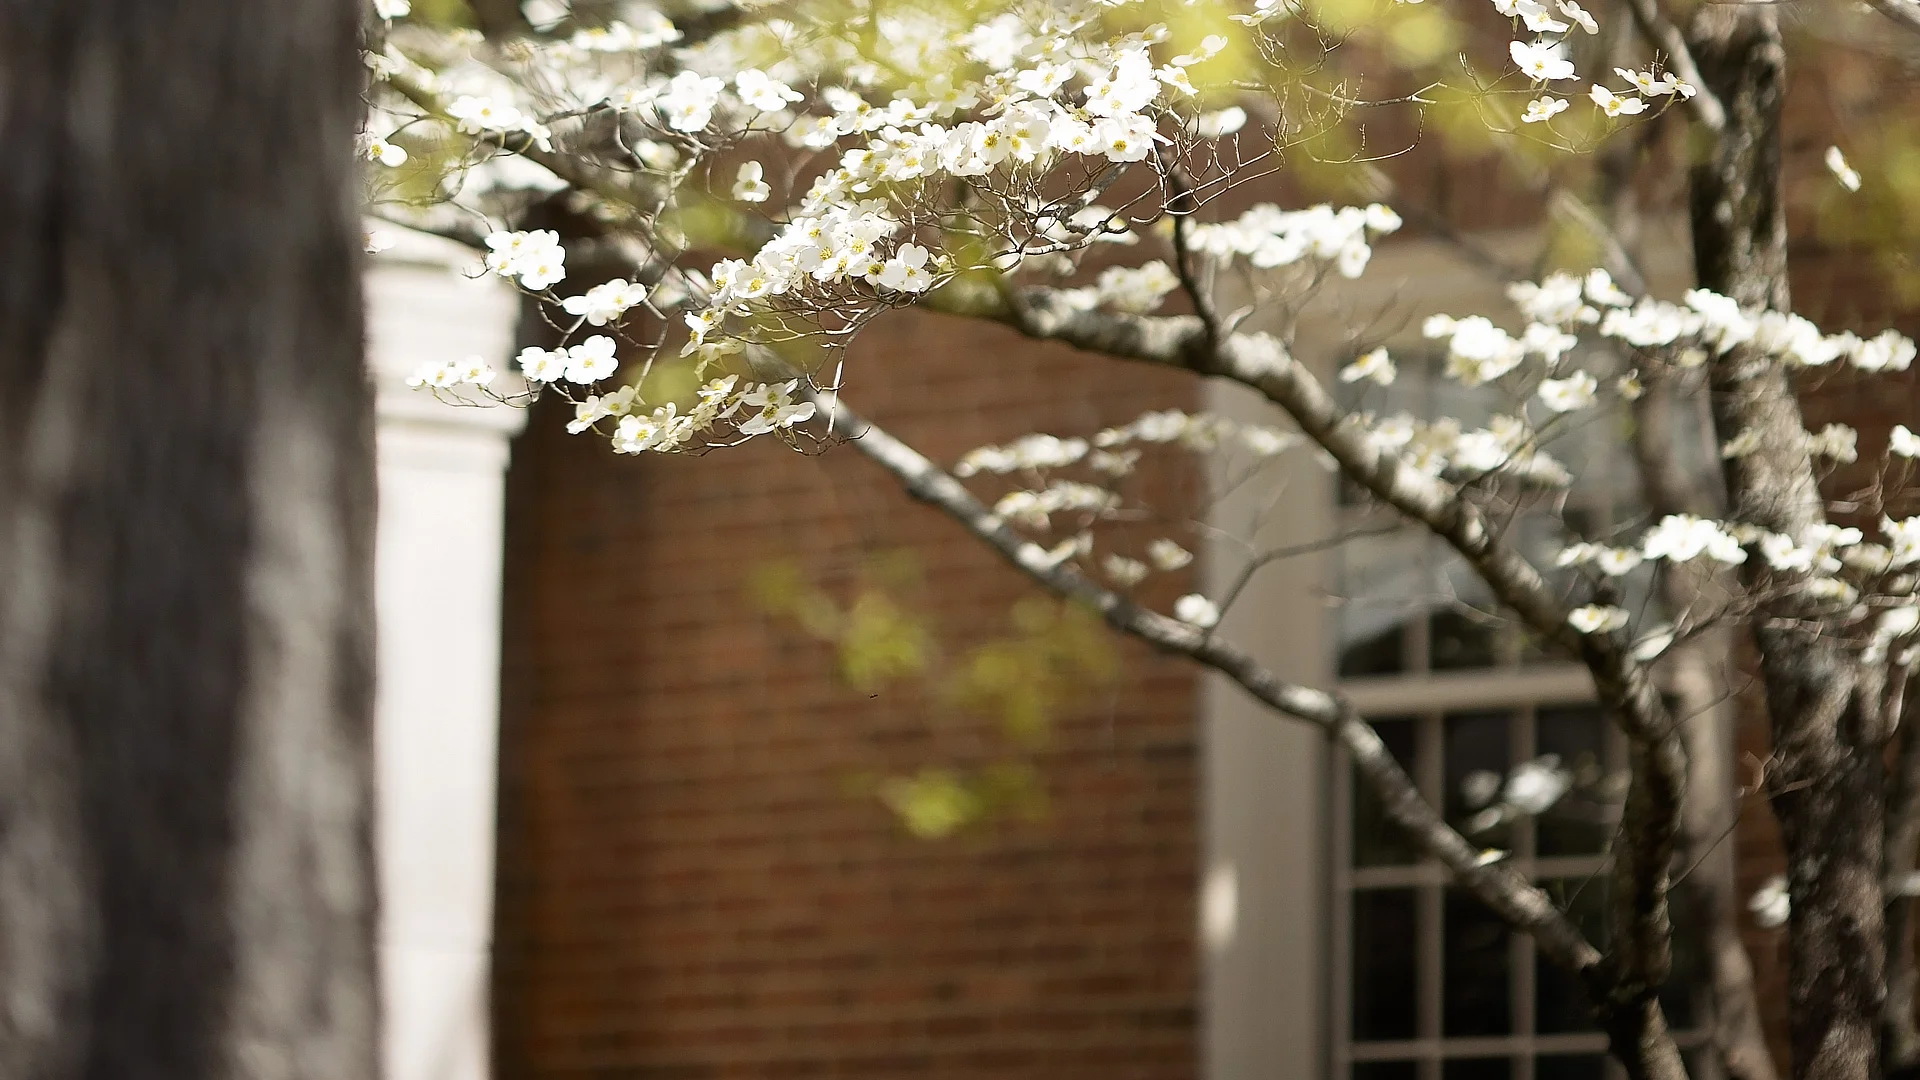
[1341,619,1410,677]
[1537,877,1607,1033]
[1353,889,1419,1041]
[1536,704,1613,857]
[1354,717,1420,867]
[1430,608,1500,671]
[1445,711,1512,851]
[1353,1063,1420,1080]
[1443,888,1511,1036]
[1442,1059,1512,1080]
[1536,1055,1608,1080]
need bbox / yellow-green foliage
[877,762,1048,840]
[749,553,1116,838]
[1811,129,1920,305]
[946,598,1118,745]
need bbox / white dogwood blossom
[657,72,727,131]
[1641,514,1747,565]
[365,135,408,166]
[1504,757,1573,815]
[1827,146,1863,192]
[738,381,817,435]
[1589,84,1646,117]
[735,70,804,113]
[1886,517,1920,568]
[564,335,621,384]
[1522,96,1569,123]
[406,355,494,389]
[1175,594,1221,628]
[561,280,646,326]
[1568,605,1630,633]
[1511,40,1577,82]
[1341,347,1396,386]
[733,161,772,203]
[484,229,567,290]
[1750,876,1790,929]
[1148,539,1194,572]
[1537,371,1597,412]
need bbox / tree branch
[1606,123,1775,1076]
[797,384,1608,976]
[885,290,1690,1076]
[383,69,658,211]
[1884,685,1920,1071]
[1621,0,1729,133]
[1162,162,1223,349]
[1862,0,1920,40]
[1688,7,1887,1077]
[926,281,1676,750]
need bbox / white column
[365,227,525,1080]
[1198,379,1331,1080]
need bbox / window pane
[1352,889,1419,1041]
[1337,531,1426,678]
[1353,1063,1420,1080]
[1430,607,1500,671]
[1442,1059,1512,1080]
[1354,718,1419,867]
[1536,704,1614,857]
[1536,1055,1608,1080]
[1537,877,1606,1033]
[1340,620,1411,677]
[1443,888,1511,1036]
[1445,711,1512,851]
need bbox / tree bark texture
[1883,696,1920,1075]
[0,2,378,1078]
[1689,8,1886,1080]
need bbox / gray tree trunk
[1689,8,1887,1080]
[0,1,379,1078]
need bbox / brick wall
[493,309,1204,1079]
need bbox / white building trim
[366,227,525,1080]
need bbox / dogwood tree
[372,0,1920,1076]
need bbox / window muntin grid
[1331,605,1713,1080]
[1326,348,1710,1077]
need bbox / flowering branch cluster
[365,0,1919,1070]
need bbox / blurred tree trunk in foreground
[0,1,378,1077]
